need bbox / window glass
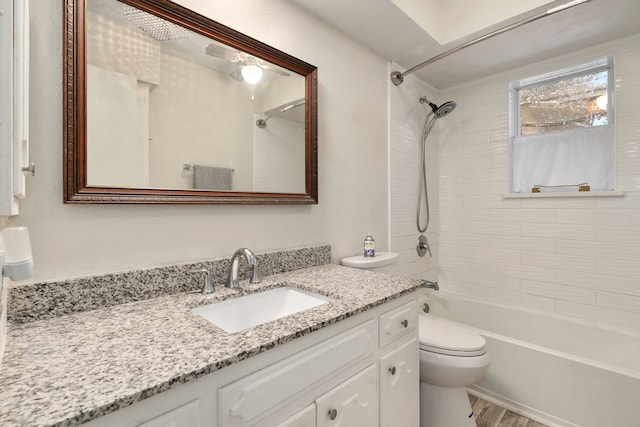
[519,70,608,136]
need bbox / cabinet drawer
[219,320,375,426]
[379,301,418,347]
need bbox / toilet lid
[419,314,487,356]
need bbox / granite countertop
[0,264,424,427]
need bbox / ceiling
[289,0,640,89]
[87,0,293,84]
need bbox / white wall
[387,65,439,281]
[148,53,254,190]
[87,65,146,187]
[5,0,390,283]
[438,33,640,333]
[254,116,305,194]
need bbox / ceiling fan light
[241,64,263,84]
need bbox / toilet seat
[419,314,486,357]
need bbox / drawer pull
[328,408,338,420]
[389,366,396,375]
[401,319,408,328]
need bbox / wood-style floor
[469,395,549,427]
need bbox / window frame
[508,56,615,193]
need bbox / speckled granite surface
[8,245,331,324]
[0,262,423,427]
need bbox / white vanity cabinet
[137,400,201,427]
[276,404,315,427]
[84,292,420,427]
[218,320,376,426]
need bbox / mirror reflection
[85,0,307,194]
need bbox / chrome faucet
[190,268,215,294]
[422,280,439,291]
[227,248,261,289]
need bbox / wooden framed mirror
[63,0,317,204]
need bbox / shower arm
[264,100,306,118]
[256,100,306,128]
[390,0,592,86]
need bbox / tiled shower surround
[8,245,330,324]
[389,33,640,333]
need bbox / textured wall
[9,0,389,282]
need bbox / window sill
[503,191,625,199]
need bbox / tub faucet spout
[422,280,439,291]
[227,248,261,289]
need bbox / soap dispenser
[0,226,33,281]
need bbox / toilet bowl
[419,314,490,427]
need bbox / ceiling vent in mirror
[122,4,191,41]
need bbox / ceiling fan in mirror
[205,43,290,84]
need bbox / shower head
[435,101,456,118]
[419,97,457,118]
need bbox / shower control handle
[417,235,432,257]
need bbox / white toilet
[418,313,490,427]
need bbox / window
[509,57,614,193]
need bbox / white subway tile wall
[435,33,640,333]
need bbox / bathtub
[419,291,640,427]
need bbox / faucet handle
[417,235,432,257]
[190,269,214,294]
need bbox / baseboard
[466,385,580,427]
[0,278,6,366]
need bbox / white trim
[12,0,29,200]
[0,0,29,216]
[502,191,625,199]
[512,56,611,90]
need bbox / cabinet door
[276,404,316,427]
[379,337,419,427]
[316,364,378,427]
[138,399,201,427]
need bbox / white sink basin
[192,287,332,333]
